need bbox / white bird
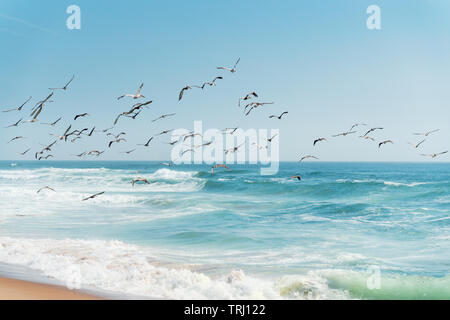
[421,151,448,159]
[2,96,32,113]
[117,83,145,100]
[217,58,240,73]
[49,75,75,91]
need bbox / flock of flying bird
[2,58,448,199]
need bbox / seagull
[88,127,96,137]
[217,58,240,73]
[421,151,448,159]
[222,127,239,135]
[71,136,82,143]
[361,136,375,142]
[108,138,127,148]
[160,162,172,167]
[30,93,54,119]
[107,132,126,139]
[131,177,150,187]
[183,132,202,141]
[313,138,327,146]
[2,96,32,113]
[152,113,176,122]
[37,186,56,193]
[414,129,439,137]
[267,134,278,143]
[408,139,426,149]
[8,136,25,143]
[117,83,145,100]
[199,76,223,89]
[50,125,72,141]
[333,131,357,137]
[49,75,75,91]
[361,127,383,138]
[120,149,136,154]
[178,85,196,101]
[225,143,245,155]
[38,155,53,160]
[82,191,105,201]
[87,150,104,156]
[378,140,393,148]
[156,129,174,136]
[290,175,301,181]
[181,148,195,156]
[299,155,319,162]
[244,102,274,116]
[19,148,31,156]
[138,137,154,147]
[211,164,230,175]
[73,152,86,158]
[238,92,258,107]
[349,123,367,132]
[269,112,288,120]
[5,118,23,128]
[74,113,89,121]
[41,117,62,126]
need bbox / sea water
[0,161,449,299]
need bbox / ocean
[0,161,449,299]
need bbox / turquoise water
[0,161,449,299]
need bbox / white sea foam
[0,237,360,299]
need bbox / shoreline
[0,276,102,300]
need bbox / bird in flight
[414,129,439,137]
[361,127,383,138]
[217,58,240,73]
[41,117,62,126]
[267,134,278,143]
[199,76,223,89]
[160,162,172,167]
[152,113,176,122]
[82,191,105,201]
[108,138,127,148]
[225,143,245,155]
[421,151,448,159]
[269,112,288,120]
[19,148,31,156]
[8,136,25,143]
[74,113,89,121]
[408,139,426,149]
[290,175,301,181]
[117,83,145,100]
[120,149,136,154]
[349,123,367,132]
[238,92,258,107]
[5,118,23,128]
[178,85,200,101]
[244,102,274,116]
[378,140,393,148]
[222,127,239,135]
[87,150,104,157]
[361,136,375,142]
[211,164,230,175]
[131,177,150,187]
[38,155,53,160]
[333,131,356,137]
[49,75,75,91]
[50,125,73,141]
[30,93,54,120]
[36,186,56,193]
[313,138,327,146]
[299,155,319,162]
[138,137,154,147]
[2,96,32,113]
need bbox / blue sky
[0,0,449,161]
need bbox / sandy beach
[0,276,101,300]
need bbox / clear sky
[1,0,449,162]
